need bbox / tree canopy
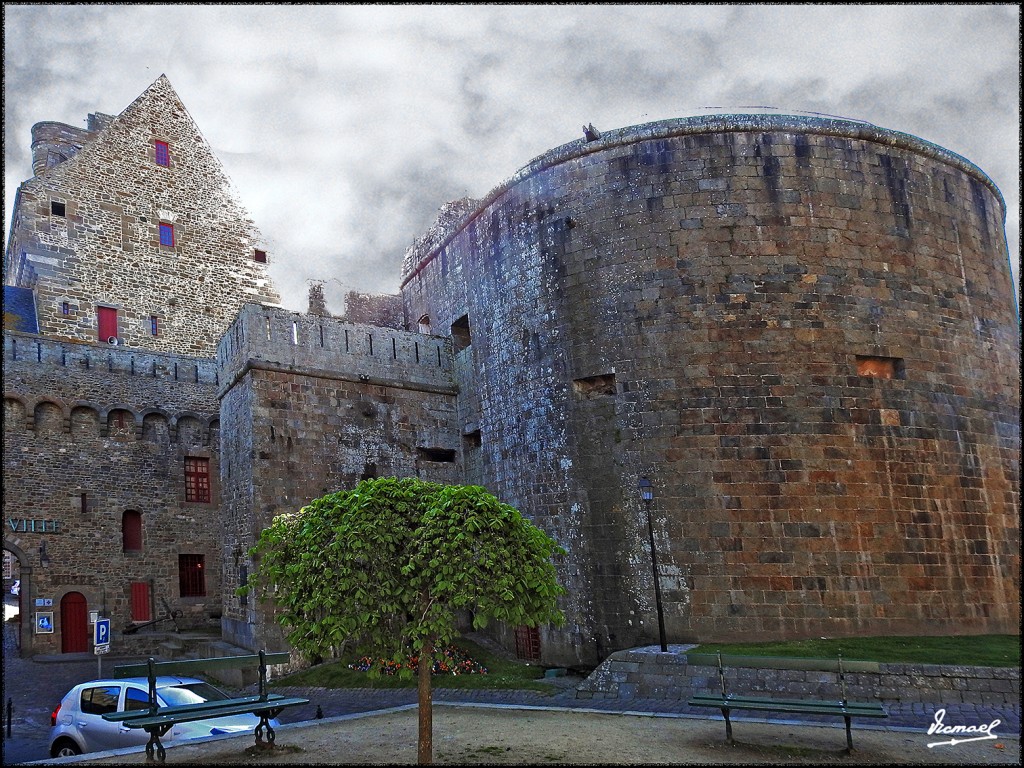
[244,477,567,763]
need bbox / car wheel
[51,739,82,757]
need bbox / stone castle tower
[396,115,1020,663]
[5,75,280,355]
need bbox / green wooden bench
[685,652,887,752]
[101,650,309,762]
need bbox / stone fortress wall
[216,305,461,651]
[4,76,1019,668]
[400,115,1020,666]
[2,331,223,652]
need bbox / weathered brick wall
[400,115,1021,667]
[5,75,281,357]
[217,305,459,651]
[2,332,222,654]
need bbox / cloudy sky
[4,4,1020,313]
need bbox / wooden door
[97,306,118,343]
[60,591,88,653]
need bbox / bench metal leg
[722,707,733,744]
[844,715,853,753]
[255,714,276,748]
[144,728,167,763]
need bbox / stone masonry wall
[576,647,1021,710]
[217,305,459,651]
[400,115,1020,667]
[2,331,222,655]
[5,75,280,357]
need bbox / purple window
[155,141,170,167]
[159,223,174,247]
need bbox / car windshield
[157,682,232,706]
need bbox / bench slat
[684,653,882,673]
[113,653,292,679]
[104,697,310,728]
[688,696,887,717]
[103,695,275,722]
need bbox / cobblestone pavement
[3,640,1019,765]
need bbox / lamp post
[638,477,668,651]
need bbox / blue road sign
[94,618,110,646]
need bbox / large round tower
[401,114,1020,667]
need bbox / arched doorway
[3,548,21,652]
[60,592,88,653]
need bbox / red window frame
[130,582,151,621]
[155,141,170,167]
[159,223,174,247]
[122,511,143,552]
[150,315,159,336]
[178,554,206,597]
[184,457,211,503]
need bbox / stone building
[3,75,279,655]
[5,78,1019,667]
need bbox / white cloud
[4,4,1019,313]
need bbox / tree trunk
[417,635,433,764]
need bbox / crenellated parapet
[217,303,455,397]
[4,330,220,385]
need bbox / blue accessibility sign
[94,618,110,647]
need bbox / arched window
[122,510,143,552]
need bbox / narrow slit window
[159,223,174,247]
[150,315,159,336]
[62,302,70,316]
[572,373,617,398]
[154,141,170,167]
[417,447,457,463]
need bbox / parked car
[49,676,280,757]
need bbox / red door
[97,307,118,343]
[60,592,88,653]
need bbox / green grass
[271,637,558,692]
[691,634,1020,667]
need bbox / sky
[3,4,1020,314]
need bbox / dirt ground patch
[75,704,1019,766]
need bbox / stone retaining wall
[575,647,1021,707]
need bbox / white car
[49,676,281,757]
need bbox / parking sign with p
[94,618,110,647]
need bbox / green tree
[244,477,566,764]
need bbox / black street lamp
[638,477,668,651]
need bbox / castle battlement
[4,330,220,384]
[217,304,455,396]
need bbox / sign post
[94,618,110,677]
